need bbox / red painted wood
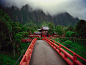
[20,38,37,65]
[21,39,32,42]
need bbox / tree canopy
[56,25,62,36]
[75,20,86,38]
[48,22,55,35]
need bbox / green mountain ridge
[0,5,79,27]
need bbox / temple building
[29,26,49,38]
[29,26,60,38]
[37,26,49,37]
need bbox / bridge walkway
[29,40,67,65]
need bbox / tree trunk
[12,42,16,57]
[9,33,15,57]
[16,45,19,56]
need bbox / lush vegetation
[0,8,86,65]
[0,42,30,65]
[52,20,86,63]
[0,8,52,65]
[0,9,30,65]
[52,20,86,64]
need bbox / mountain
[0,5,79,27]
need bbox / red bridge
[19,37,86,65]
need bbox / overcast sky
[0,0,86,20]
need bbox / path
[29,40,67,65]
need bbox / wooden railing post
[64,54,67,58]
[59,44,61,53]
[73,53,77,65]
[53,41,54,44]
[52,41,54,48]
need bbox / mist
[0,0,86,20]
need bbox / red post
[73,53,77,65]
[52,42,55,48]
[64,54,67,58]
[73,54,77,60]
[59,44,61,53]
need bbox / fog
[0,0,86,20]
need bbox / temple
[29,26,61,38]
[37,26,49,37]
[29,26,49,38]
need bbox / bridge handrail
[42,37,86,65]
[19,38,37,65]
[49,38,86,61]
[58,40,86,55]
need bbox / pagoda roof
[37,29,41,31]
[37,26,49,31]
[41,26,49,30]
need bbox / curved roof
[37,26,49,31]
[37,29,41,31]
[42,26,49,30]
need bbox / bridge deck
[30,40,67,65]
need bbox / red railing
[42,37,86,65]
[21,39,32,42]
[20,38,37,65]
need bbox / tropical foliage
[0,8,86,65]
[0,9,30,64]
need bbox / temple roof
[37,29,41,31]
[37,26,49,31]
[41,26,49,30]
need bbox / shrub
[65,31,71,37]
[0,54,18,65]
[19,42,29,54]
[60,39,66,42]
[65,31,79,37]
[64,40,73,48]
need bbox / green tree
[21,26,28,32]
[65,31,78,37]
[56,25,62,36]
[79,25,86,38]
[0,9,16,57]
[14,33,22,56]
[0,9,30,57]
[19,32,29,38]
[76,20,86,38]
[48,22,55,35]
[30,27,35,34]
[48,22,55,30]
[65,31,71,37]
[67,26,73,31]
[48,29,54,35]
[76,20,85,31]
[69,32,78,37]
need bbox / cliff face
[1,5,79,26]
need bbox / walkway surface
[29,40,67,65]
